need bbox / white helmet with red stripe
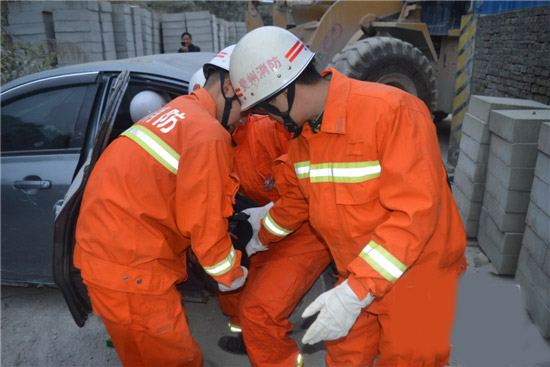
[229,26,315,111]
[203,44,235,78]
[188,68,206,94]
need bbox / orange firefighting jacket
[74,88,244,294]
[233,114,328,257]
[258,69,466,299]
[232,114,291,206]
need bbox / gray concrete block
[487,152,535,191]
[86,1,99,12]
[526,201,550,244]
[485,172,531,213]
[483,190,527,233]
[489,109,550,143]
[515,267,550,338]
[454,167,485,203]
[53,9,92,21]
[8,1,47,13]
[517,249,550,306]
[462,217,479,239]
[530,176,550,216]
[479,207,524,255]
[539,122,550,156]
[460,131,490,164]
[462,112,491,144]
[535,152,550,185]
[54,20,98,33]
[489,133,539,167]
[478,222,519,275]
[7,12,44,24]
[8,23,45,36]
[468,95,550,122]
[161,13,186,22]
[521,224,549,271]
[454,184,482,221]
[99,1,112,12]
[185,11,210,20]
[457,151,487,183]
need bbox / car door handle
[14,180,52,190]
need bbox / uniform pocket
[334,179,381,238]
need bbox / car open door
[53,70,130,327]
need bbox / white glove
[218,266,248,292]
[242,201,274,233]
[301,279,375,344]
[241,202,274,257]
[245,233,268,257]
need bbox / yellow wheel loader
[246,0,471,121]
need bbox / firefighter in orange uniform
[226,114,332,367]
[73,46,247,367]
[230,27,467,367]
[187,66,332,367]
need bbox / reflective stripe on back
[293,161,381,183]
[121,125,180,174]
[359,240,407,283]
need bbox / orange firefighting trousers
[325,255,464,367]
[219,246,331,367]
[87,284,202,367]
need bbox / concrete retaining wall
[472,6,550,106]
[5,1,246,65]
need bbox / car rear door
[53,70,130,327]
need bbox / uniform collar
[319,68,350,135]
[192,87,217,120]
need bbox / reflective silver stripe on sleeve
[262,211,293,237]
[203,246,237,277]
[359,240,407,283]
[121,125,180,174]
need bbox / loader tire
[330,36,437,113]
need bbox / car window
[1,86,87,153]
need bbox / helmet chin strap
[219,70,238,131]
[258,83,302,139]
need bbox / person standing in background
[178,31,201,53]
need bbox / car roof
[1,52,216,93]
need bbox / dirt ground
[2,245,550,367]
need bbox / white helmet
[129,90,167,123]
[229,26,315,111]
[188,68,206,94]
[203,44,236,78]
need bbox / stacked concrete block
[227,22,237,45]
[130,6,144,57]
[98,2,116,61]
[112,3,136,59]
[161,12,187,54]
[478,109,550,274]
[453,96,550,239]
[140,8,154,56]
[515,122,550,338]
[6,1,52,45]
[217,18,229,51]
[185,11,215,52]
[152,13,162,55]
[235,22,247,41]
[50,2,104,63]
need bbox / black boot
[218,334,248,355]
